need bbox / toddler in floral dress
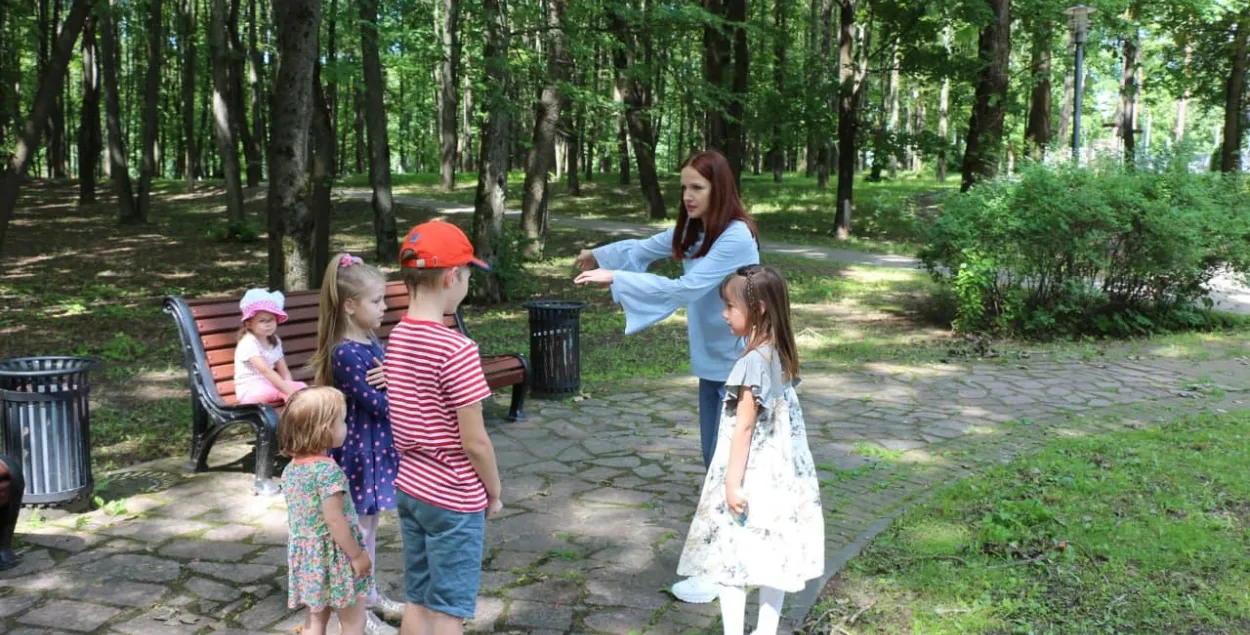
[281,387,373,635]
[677,265,824,635]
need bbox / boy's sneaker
[367,589,406,622]
[670,576,719,604]
[365,612,398,635]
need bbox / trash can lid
[0,357,100,378]
[522,300,588,311]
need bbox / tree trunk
[460,70,474,171]
[99,0,140,224]
[47,0,67,179]
[268,0,321,290]
[180,0,198,189]
[435,0,460,190]
[360,0,397,262]
[226,0,260,187]
[725,0,748,184]
[209,0,245,235]
[615,84,630,184]
[310,60,335,288]
[703,0,730,164]
[248,0,265,184]
[568,101,581,195]
[1118,19,1140,162]
[609,2,665,220]
[769,0,786,182]
[1175,39,1191,143]
[937,76,949,182]
[471,0,509,303]
[78,16,101,205]
[1023,25,1051,160]
[1057,68,1073,153]
[353,83,365,174]
[960,0,1010,192]
[886,45,900,178]
[137,0,163,222]
[326,0,338,174]
[1221,14,1249,173]
[815,0,834,187]
[520,0,570,257]
[833,0,863,239]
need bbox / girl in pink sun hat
[235,288,308,405]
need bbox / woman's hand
[366,358,386,390]
[574,249,598,271]
[726,486,748,516]
[574,268,615,287]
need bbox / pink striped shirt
[384,317,492,512]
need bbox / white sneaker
[364,612,398,635]
[670,576,720,604]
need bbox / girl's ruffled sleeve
[331,343,389,420]
[592,228,675,273]
[724,350,773,408]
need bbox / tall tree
[610,0,666,219]
[247,0,265,183]
[769,0,787,182]
[471,0,509,302]
[833,0,865,239]
[78,16,101,205]
[137,0,164,221]
[960,0,1010,192]
[520,0,571,257]
[180,0,198,189]
[1221,11,1249,173]
[100,0,139,223]
[435,0,460,190]
[1023,19,1052,160]
[725,0,748,183]
[1174,37,1191,143]
[1116,6,1142,162]
[267,0,322,289]
[360,0,397,261]
[209,0,245,235]
[310,60,335,287]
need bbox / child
[384,221,503,635]
[677,265,824,635]
[280,386,373,635]
[235,288,307,404]
[311,253,403,633]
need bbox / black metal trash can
[0,357,98,506]
[523,300,587,397]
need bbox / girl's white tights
[358,514,379,603]
[719,585,785,635]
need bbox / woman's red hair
[672,150,759,260]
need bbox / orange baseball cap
[399,221,491,271]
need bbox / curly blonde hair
[278,386,345,457]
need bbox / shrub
[919,159,1250,338]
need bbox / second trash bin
[523,300,587,397]
[0,357,98,507]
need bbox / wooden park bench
[164,280,529,494]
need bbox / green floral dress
[284,457,372,611]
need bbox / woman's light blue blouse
[592,220,760,382]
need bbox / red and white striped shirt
[384,317,492,513]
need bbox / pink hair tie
[338,254,363,268]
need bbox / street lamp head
[1064,5,1096,42]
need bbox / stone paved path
[2,355,1246,634]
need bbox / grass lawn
[4,179,1250,474]
[339,168,955,255]
[804,409,1250,634]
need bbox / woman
[574,149,760,604]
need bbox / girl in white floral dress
[677,265,824,635]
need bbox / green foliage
[814,410,1250,634]
[920,159,1250,338]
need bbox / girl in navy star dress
[312,253,403,630]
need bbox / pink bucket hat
[239,288,289,324]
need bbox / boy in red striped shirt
[384,221,503,635]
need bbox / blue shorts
[397,491,486,619]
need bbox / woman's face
[681,167,713,219]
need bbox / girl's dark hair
[719,265,799,380]
[672,150,759,260]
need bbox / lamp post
[1065,5,1095,164]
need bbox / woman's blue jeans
[697,379,727,468]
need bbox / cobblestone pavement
[1,357,1245,634]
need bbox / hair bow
[338,254,363,268]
